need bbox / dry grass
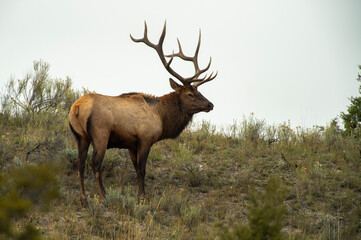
[1,113,361,239]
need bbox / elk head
[130,21,217,115]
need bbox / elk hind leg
[77,139,90,205]
[90,144,107,200]
[70,123,90,205]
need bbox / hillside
[1,111,360,239]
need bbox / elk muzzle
[205,101,214,112]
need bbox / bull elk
[69,22,217,203]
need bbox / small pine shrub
[323,118,343,150]
[218,175,288,240]
[0,164,59,239]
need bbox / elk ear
[169,78,182,91]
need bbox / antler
[130,21,217,87]
[165,30,218,87]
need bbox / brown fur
[69,83,213,202]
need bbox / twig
[26,144,41,161]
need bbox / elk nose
[208,102,214,110]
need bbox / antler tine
[165,38,191,61]
[166,50,175,68]
[130,21,153,48]
[194,70,218,87]
[177,39,186,58]
[193,30,201,64]
[158,21,166,45]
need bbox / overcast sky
[1,0,360,129]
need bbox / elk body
[69,22,217,203]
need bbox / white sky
[1,0,360,128]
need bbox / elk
[68,22,217,203]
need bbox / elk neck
[156,91,193,140]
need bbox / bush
[0,164,59,239]
[239,113,265,143]
[218,176,288,240]
[340,65,361,136]
[0,60,90,123]
[323,118,343,150]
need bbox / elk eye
[187,93,194,98]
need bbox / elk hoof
[138,194,149,203]
[80,197,89,208]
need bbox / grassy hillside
[1,110,360,239]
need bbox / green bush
[340,65,361,136]
[323,118,343,150]
[0,164,59,240]
[218,176,288,240]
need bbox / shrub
[277,120,294,144]
[0,164,59,239]
[218,176,288,240]
[239,113,265,143]
[340,65,361,136]
[323,118,343,150]
[0,60,90,124]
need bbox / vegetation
[0,62,360,239]
[0,164,59,240]
[341,65,361,136]
[218,175,288,240]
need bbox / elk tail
[69,105,83,146]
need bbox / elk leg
[90,147,107,200]
[129,149,144,195]
[136,144,151,196]
[78,141,89,203]
[77,139,90,204]
[128,149,138,172]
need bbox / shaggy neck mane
[156,92,193,140]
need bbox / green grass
[1,112,361,239]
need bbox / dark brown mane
[118,92,139,97]
[119,92,160,105]
[157,92,193,140]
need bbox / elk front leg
[129,144,150,196]
[129,149,143,195]
[128,149,138,174]
[136,144,151,196]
